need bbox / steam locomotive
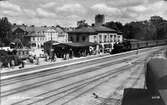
[112,40,167,54]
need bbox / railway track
[1,45,159,78]
[2,55,147,105]
[1,54,138,97]
[1,47,164,105]
[48,65,143,105]
[12,63,138,105]
[1,54,109,77]
[1,46,160,86]
[0,53,134,86]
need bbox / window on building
[76,36,79,42]
[107,35,109,42]
[104,35,107,42]
[22,51,24,55]
[114,35,116,41]
[26,51,29,55]
[33,37,35,41]
[94,36,96,40]
[94,36,97,42]
[82,36,86,42]
[110,35,113,42]
[70,37,73,42]
[99,35,102,43]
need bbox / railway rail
[1,52,142,97]
[1,46,166,105]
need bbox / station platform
[1,46,166,80]
[0,53,111,79]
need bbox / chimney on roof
[31,25,35,27]
[43,25,47,28]
[95,14,105,26]
[22,24,27,27]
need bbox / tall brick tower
[95,14,105,26]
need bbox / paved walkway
[1,46,166,74]
[0,55,97,73]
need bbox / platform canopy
[53,42,98,48]
[44,40,59,45]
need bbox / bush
[0,50,22,67]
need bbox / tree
[155,22,167,39]
[104,21,123,31]
[123,23,138,39]
[77,20,88,27]
[123,21,158,40]
[0,17,12,46]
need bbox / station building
[67,14,123,53]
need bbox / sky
[0,0,167,27]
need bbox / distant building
[95,14,105,26]
[11,24,28,45]
[12,24,68,49]
[52,26,68,43]
[43,26,58,42]
[117,31,123,43]
[68,25,97,43]
[150,16,163,24]
[43,25,68,43]
[92,25,118,49]
[24,25,46,48]
[68,14,123,52]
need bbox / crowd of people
[0,46,107,70]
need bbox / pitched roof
[68,25,117,34]
[68,26,97,34]
[93,25,116,33]
[12,25,27,32]
[117,31,123,34]
[52,26,65,33]
[25,33,45,37]
[26,26,46,33]
[44,40,59,44]
[25,26,47,37]
[54,42,98,47]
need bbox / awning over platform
[53,42,98,48]
[44,40,59,45]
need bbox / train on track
[112,39,167,54]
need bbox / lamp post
[48,28,54,56]
[51,31,53,41]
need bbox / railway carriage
[138,41,147,48]
[112,39,167,54]
[130,42,138,50]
